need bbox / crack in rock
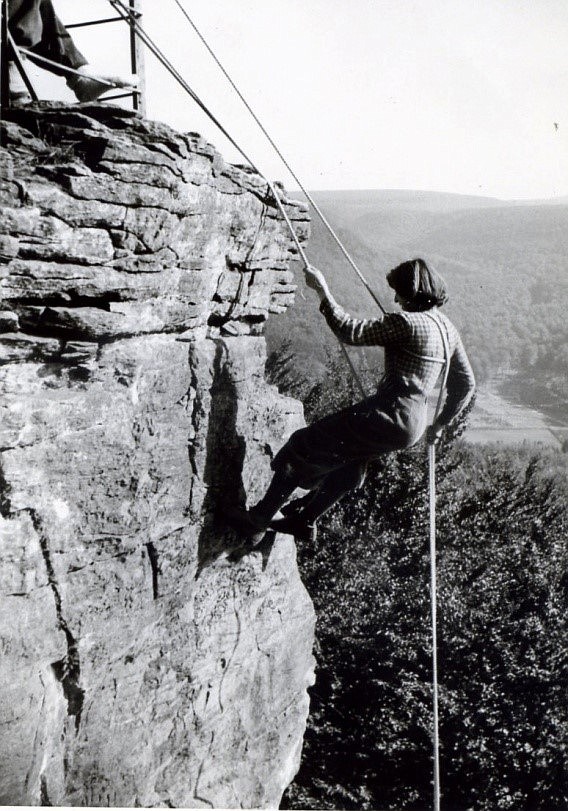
[25,509,85,733]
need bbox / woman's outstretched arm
[304,264,405,346]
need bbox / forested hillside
[270,193,568,808]
[266,191,568,422]
[282,437,568,811]
[280,363,568,811]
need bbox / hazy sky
[30,0,568,199]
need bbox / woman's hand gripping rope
[303,263,330,301]
[426,423,444,445]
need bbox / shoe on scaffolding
[67,65,138,103]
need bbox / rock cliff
[0,103,314,808]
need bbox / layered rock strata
[0,103,314,808]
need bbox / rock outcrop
[0,104,314,808]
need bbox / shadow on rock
[226,530,276,570]
[195,340,274,575]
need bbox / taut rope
[425,311,451,811]
[103,5,448,804]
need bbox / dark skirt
[273,390,427,489]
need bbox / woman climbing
[229,258,476,542]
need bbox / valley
[267,189,568,447]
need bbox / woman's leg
[298,462,366,523]
[269,461,366,540]
[248,462,299,525]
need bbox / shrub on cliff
[282,429,567,810]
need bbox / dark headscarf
[387,258,448,311]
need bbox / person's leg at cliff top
[7,0,137,103]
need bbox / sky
[26,0,568,200]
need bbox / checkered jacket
[320,295,476,426]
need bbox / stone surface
[0,104,314,808]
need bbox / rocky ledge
[0,103,314,808]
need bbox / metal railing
[0,0,145,112]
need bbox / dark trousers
[287,461,366,523]
[253,459,366,525]
[8,0,87,75]
[252,390,426,524]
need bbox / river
[464,386,566,449]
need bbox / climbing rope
[109,3,444,803]
[260,179,367,398]
[8,0,454,802]
[428,441,441,811]
[425,311,451,811]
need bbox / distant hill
[265,190,568,424]
[292,188,568,211]
[299,188,506,212]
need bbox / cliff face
[0,104,314,808]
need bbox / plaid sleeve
[319,295,407,346]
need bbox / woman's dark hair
[387,258,448,311]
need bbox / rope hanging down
[428,441,441,811]
[107,4,444,806]
[176,5,448,804]
[425,312,451,811]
